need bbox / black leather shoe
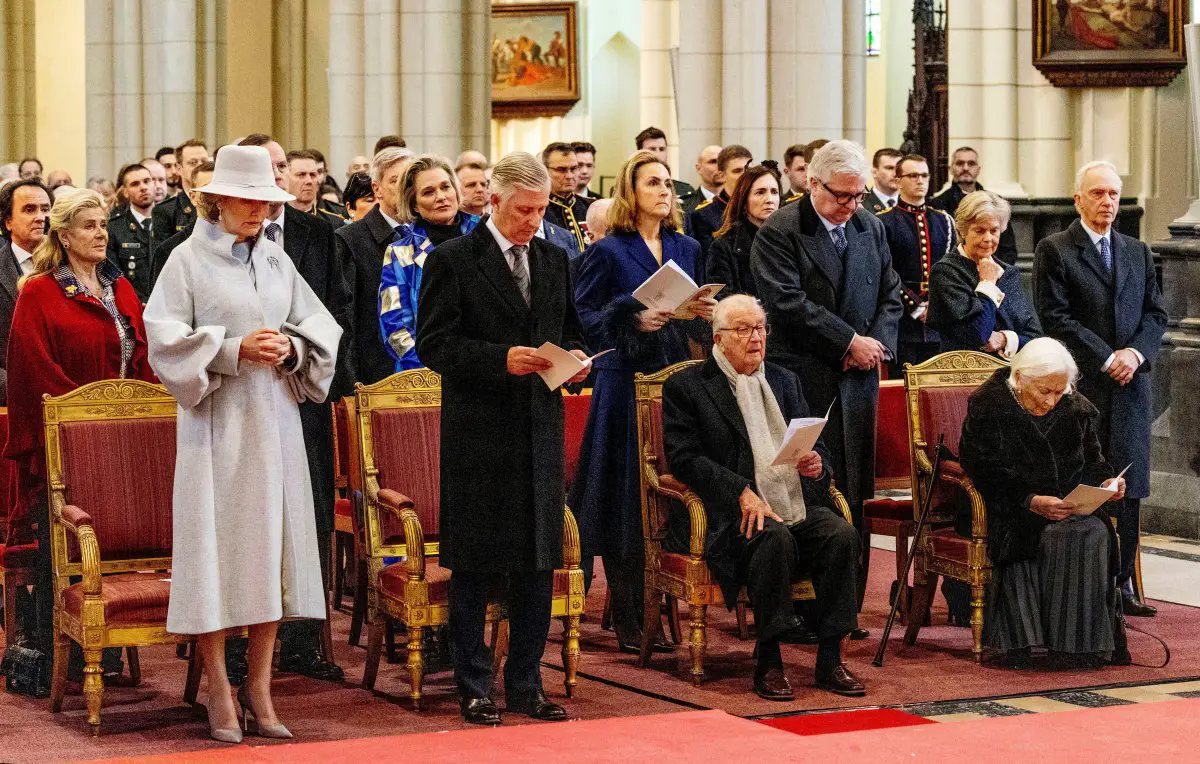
[278,650,345,682]
[753,668,795,701]
[779,623,820,644]
[617,632,674,654]
[461,696,502,725]
[815,663,866,697]
[1122,584,1157,618]
[849,628,870,641]
[506,691,568,721]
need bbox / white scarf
[712,347,807,525]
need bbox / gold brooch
[64,284,78,296]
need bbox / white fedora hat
[193,144,295,203]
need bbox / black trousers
[581,551,645,639]
[744,508,860,645]
[449,568,553,701]
[1116,497,1141,583]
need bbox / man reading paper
[661,295,865,701]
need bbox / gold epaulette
[876,206,894,216]
[695,198,714,211]
[786,192,805,203]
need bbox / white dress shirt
[872,187,896,209]
[12,241,34,277]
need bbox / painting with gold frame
[1033,0,1187,88]
[491,2,580,118]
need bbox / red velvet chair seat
[61,573,171,625]
[1,541,37,568]
[864,497,913,521]
[335,497,353,519]
[553,568,570,594]
[661,551,708,582]
[929,527,971,560]
[378,560,452,603]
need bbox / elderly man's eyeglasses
[717,324,770,339]
[816,180,869,207]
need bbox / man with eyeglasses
[541,142,593,251]
[931,146,1018,263]
[750,140,902,617]
[877,153,956,374]
[661,294,866,701]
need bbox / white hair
[372,146,415,184]
[1008,337,1079,394]
[712,294,765,335]
[807,140,870,185]
[1074,160,1121,195]
[490,151,550,200]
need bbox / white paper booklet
[631,259,724,318]
[532,342,613,391]
[771,402,834,467]
[1063,463,1131,515]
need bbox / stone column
[675,0,721,182]
[640,0,679,170]
[34,0,86,181]
[841,0,866,146]
[1014,0,1071,198]
[328,0,367,172]
[0,0,37,163]
[720,0,767,157]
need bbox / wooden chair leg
[903,568,938,647]
[83,648,104,736]
[407,625,425,711]
[491,620,510,678]
[348,561,367,647]
[688,604,707,686]
[600,588,613,631]
[735,601,749,640]
[126,647,141,686]
[321,583,336,664]
[561,615,580,698]
[970,582,986,664]
[49,631,71,712]
[183,643,202,705]
[665,596,682,644]
[362,619,384,690]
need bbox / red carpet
[758,708,936,736]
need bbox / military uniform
[106,206,154,302]
[545,192,593,251]
[679,186,712,220]
[865,188,896,215]
[150,193,196,252]
[780,190,806,208]
[877,199,957,374]
[687,190,728,282]
[672,178,695,198]
[315,198,348,227]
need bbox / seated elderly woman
[960,337,1129,669]
[661,294,864,701]
[927,190,1041,359]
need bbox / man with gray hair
[751,140,902,619]
[336,145,415,384]
[417,151,589,726]
[662,294,865,700]
[1032,159,1167,617]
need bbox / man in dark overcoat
[416,152,588,726]
[1033,160,1167,617]
[750,140,902,612]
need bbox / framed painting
[1033,0,1187,87]
[491,2,580,118]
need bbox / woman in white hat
[144,145,342,743]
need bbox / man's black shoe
[461,696,501,725]
[506,690,568,721]
[849,628,870,641]
[278,650,345,682]
[1121,584,1157,618]
[814,663,866,697]
[753,667,794,701]
[779,623,820,645]
[617,632,674,654]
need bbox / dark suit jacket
[336,205,399,385]
[750,194,903,507]
[927,252,1041,354]
[416,221,586,572]
[150,222,193,289]
[0,238,21,404]
[662,358,834,605]
[543,220,581,262]
[1032,219,1167,498]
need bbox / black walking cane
[873,434,947,668]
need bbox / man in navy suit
[1033,160,1167,617]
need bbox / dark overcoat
[569,229,705,561]
[416,220,585,573]
[705,221,758,300]
[1032,220,1167,498]
[662,358,834,606]
[927,252,1042,354]
[0,238,21,404]
[960,369,1117,569]
[749,194,902,508]
[337,205,402,385]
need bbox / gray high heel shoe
[207,701,243,744]
[237,684,294,739]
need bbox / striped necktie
[508,244,530,305]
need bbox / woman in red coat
[3,188,156,662]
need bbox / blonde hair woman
[4,189,157,673]
[569,149,714,653]
[144,146,342,743]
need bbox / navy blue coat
[569,229,706,560]
[927,252,1042,355]
[543,219,581,261]
[877,201,957,347]
[1032,220,1166,498]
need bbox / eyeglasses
[816,180,868,207]
[899,172,930,180]
[717,324,770,339]
[548,165,578,175]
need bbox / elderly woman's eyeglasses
[816,180,869,207]
[717,324,771,339]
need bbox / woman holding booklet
[959,337,1130,670]
[570,150,716,652]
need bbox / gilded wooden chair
[863,379,917,620]
[899,351,1007,663]
[633,361,853,686]
[42,380,201,735]
[355,370,584,708]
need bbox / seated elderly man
[662,294,864,700]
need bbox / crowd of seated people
[0,130,1164,737]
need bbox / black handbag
[0,644,51,698]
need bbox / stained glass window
[866,0,882,56]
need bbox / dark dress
[569,228,706,633]
[926,251,1042,355]
[959,369,1120,654]
[705,221,759,300]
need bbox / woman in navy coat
[570,151,714,652]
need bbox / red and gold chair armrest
[561,506,581,569]
[655,472,706,559]
[377,486,426,580]
[52,495,101,597]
